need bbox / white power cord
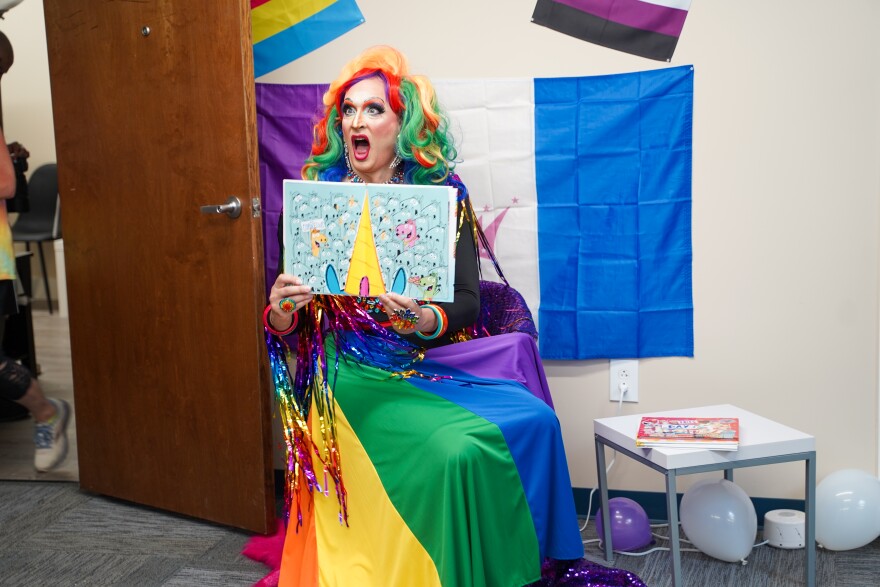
[601,522,771,561]
[580,382,628,536]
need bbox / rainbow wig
[301,46,458,185]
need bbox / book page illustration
[282,180,457,302]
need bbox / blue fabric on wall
[535,66,694,359]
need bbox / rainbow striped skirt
[277,332,586,586]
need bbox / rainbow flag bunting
[252,0,364,77]
[532,0,692,62]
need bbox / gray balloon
[680,478,758,562]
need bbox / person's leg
[11,376,55,421]
[0,355,70,471]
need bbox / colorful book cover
[282,180,458,302]
[635,416,739,449]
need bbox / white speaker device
[763,509,806,549]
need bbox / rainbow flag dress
[277,332,585,586]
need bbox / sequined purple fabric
[476,280,539,339]
[530,558,649,587]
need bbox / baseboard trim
[273,471,803,527]
[574,487,805,526]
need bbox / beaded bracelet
[416,304,448,340]
[263,304,298,336]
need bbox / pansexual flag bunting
[256,66,693,359]
[251,0,364,78]
[532,0,692,62]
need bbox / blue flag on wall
[534,67,693,359]
[256,66,693,360]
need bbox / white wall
[1,0,58,308]
[260,0,880,500]
[12,0,880,500]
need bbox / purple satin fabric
[423,332,555,409]
[256,83,328,296]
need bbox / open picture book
[282,180,458,302]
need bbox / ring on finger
[389,307,420,329]
[279,298,296,313]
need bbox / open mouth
[351,135,370,161]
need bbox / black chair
[11,163,61,314]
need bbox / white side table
[594,404,816,587]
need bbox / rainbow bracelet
[416,304,447,340]
[263,304,298,336]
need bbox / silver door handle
[200,196,241,219]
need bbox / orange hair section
[323,46,409,109]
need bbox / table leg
[724,468,734,481]
[805,453,816,587]
[666,471,683,587]
[595,437,613,563]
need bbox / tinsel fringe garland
[267,180,507,528]
[267,294,425,529]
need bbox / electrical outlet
[609,359,639,402]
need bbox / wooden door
[43,1,274,532]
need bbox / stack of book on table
[635,416,740,451]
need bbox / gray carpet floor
[2,479,879,586]
[0,481,265,586]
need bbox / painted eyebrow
[342,97,387,107]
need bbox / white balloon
[815,469,880,551]
[680,478,758,562]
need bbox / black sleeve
[439,213,480,329]
[402,210,481,349]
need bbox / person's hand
[7,142,28,172]
[7,142,28,160]
[377,292,435,336]
[268,274,313,330]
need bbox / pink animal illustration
[395,219,419,248]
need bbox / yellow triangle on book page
[344,189,387,296]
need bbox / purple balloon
[595,497,653,551]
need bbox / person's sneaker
[34,398,71,472]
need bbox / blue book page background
[282,180,457,302]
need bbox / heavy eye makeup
[341,98,387,117]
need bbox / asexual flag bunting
[532,0,692,62]
[251,0,364,78]
[256,66,693,360]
